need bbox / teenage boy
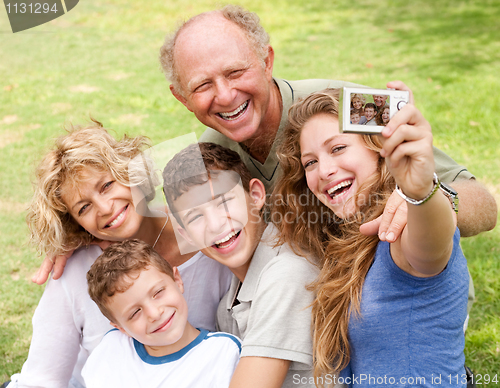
[83,239,241,388]
[362,103,377,126]
[162,142,324,388]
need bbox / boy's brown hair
[162,142,253,220]
[363,103,377,112]
[87,239,174,323]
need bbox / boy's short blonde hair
[87,239,175,323]
[26,119,151,255]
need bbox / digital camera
[340,87,410,134]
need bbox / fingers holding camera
[386,80,415,104]
[380,104,435,200]
[381,104,427,138]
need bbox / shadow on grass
[369,0,500,83]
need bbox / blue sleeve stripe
[207,332,242,353]
[105,327,119,336]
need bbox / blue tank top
[340,228,468,387]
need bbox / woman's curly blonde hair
[26,119,152,256]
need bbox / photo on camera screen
[340,87,410,134]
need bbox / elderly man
[160,6,363,193]
[373,94,388,111]
[160,5,496,239]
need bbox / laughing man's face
[171,15,274,145]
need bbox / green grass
[1,0,499,383]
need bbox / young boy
[350,111,361,124]
[83,239,241,388]
[162,143,321,388]
[362,102,377,125]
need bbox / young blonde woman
[8,120,231,388]
[272,89,470,387]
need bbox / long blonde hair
[271,89,395,383]
[26,119,152,256]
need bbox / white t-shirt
[9,247,232,388]
[82,329,241,388]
